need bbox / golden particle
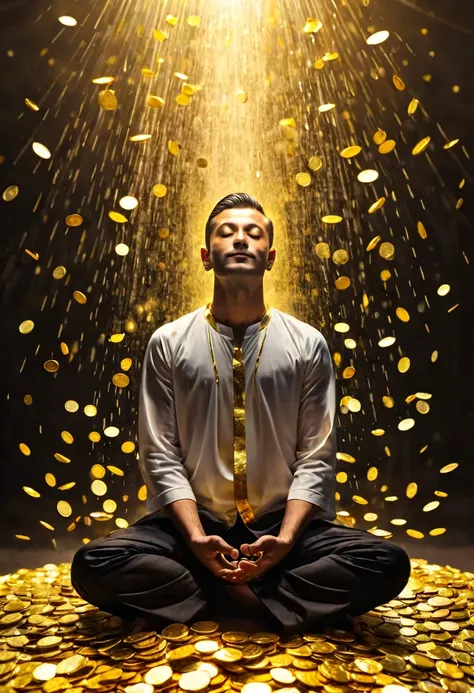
[379,336,396,347]
[437,284,450,296]
[379,242,395,259]
[334,322,350,333]
[379,140,396,154]
[396,307,410,322]
[64,400,79,412]
[393,75,406,90]
[342,366,355,378]
[398,418,415,431]
[104,425,120,437]
[416,400,430,414]
[121,441,135,453]
[84,404,97,417]
[366,235,381,251]
[169,140,181,156]
[373,129,387,145]
[408,98,420,115]
[398,357,410,373]
[44,360,59,373]
[58,15,77,26]
[332,249,349,265]
[121,357,132,370]
[303,18,323,33]
[315,242,330,259]
[119,195,138,210]
[318,103,336,112]
[89,432,101,442]
[112,373,130,388]
[187,15,201,27]
[115,243,129,256]
[92,76,114,85]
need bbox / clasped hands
[190,534,294,584]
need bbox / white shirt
[138,305,337,527]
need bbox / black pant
[70,507,411,633]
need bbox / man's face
[202,207,275,278]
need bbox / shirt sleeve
[287,332,336,512]
[138,329,197,511]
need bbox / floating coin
[379,242,395,259]
[99,89,118,110]
[335,277,350,290]
[398,357,410,373]
[19,320,34,334]
[399,418,415,431]
[112,373,130,388]
[379,336,396,347]
[32,141,51,159]
[315,242,330,259]
[65,213,83,226]
[332,249,349,265]
[367,30,390,45]
[153,183,167,197]
[59,15,77,26]
[340,145,361,158]
[3,185,19,201]
[412,136,431,155]
[148,95,165,108]
[393,74,406,90]
[322,215,342,223]
[44,360,59,373]
[119,195,138,210]
[57,501,72,517]
[408,98,420,114]
[358,169,379,183]
[73,290,87,304]
[296,172,311,186]
[92,76,114,85]
[308,156,322,171]
[379,139,396,154]
[109,210,128,223]
[130,134,152,142]
[53,266,66,279]
[369,197,386,213]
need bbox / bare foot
[225,584,266,616]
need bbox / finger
[209,537,240,559]
[237,560,261,575]
[216,554,239,570]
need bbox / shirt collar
[203,303,272,339]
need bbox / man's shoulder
[147,306,205,346]
[272,307,327,345]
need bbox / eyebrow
[216,221,264,233]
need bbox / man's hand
[218,535,294,584]
[189,535,240,578]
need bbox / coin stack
[0,557,473,693]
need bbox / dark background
[0,0,473,568]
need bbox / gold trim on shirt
[204,303,272,524]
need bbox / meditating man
[71,192,411,634]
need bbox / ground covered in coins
[0,558,473,693]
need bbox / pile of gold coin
[0,558,473,693]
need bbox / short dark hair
[205,192,273,250]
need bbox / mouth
[228,253,252,258]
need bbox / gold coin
[53,266,67,279]
[412,136,431,155]
[144,664,173,685]
[315,242,330,259]
[340,145,361,158]
[3,185,19,201]
[436,662,463,678]
[213,647,243,663]
[153,183,167,197]
[222,631,249,644]
[393,74,406,90]
[148,95,165,108]
[0,612,23,625]
[98,89,118,110]
[121,441,135,453]
[19,320,34,334]
[194,639,220,654]
[65,213,83,227]
[270,668,296,684]
[322,215,343,224]
[335,276,350,290]
[332,249,349,265]
[409,654,436,669]
[379,242,395,259]
[112,373,130,388]
[37,635,62,648]
[10,674,33,688]
[33,663,57,681]
[166,645,197,661]
[162,623,190,640]
[296,172,311,187]
[242,644,264,660]
[57,500,72,517]
[241,684,272,693]
[295,670,321,687]
[369,197,386,214]
[270,653,293,667]
[109,210,128,223]
[310,641,336,653]
[309,156,323,171]
[379,140,396,154]
[249,632,279,644]
[179,670,211,691]
[43,678,69,693]
[366,235,382,251]
[73,290,87,304]
[32,141,51,159]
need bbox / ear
[201,246,212,271]
[267,248,276,270]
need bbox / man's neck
[209,283,267,328]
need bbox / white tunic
[138,305,337,527]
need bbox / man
[71,192,411,634]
